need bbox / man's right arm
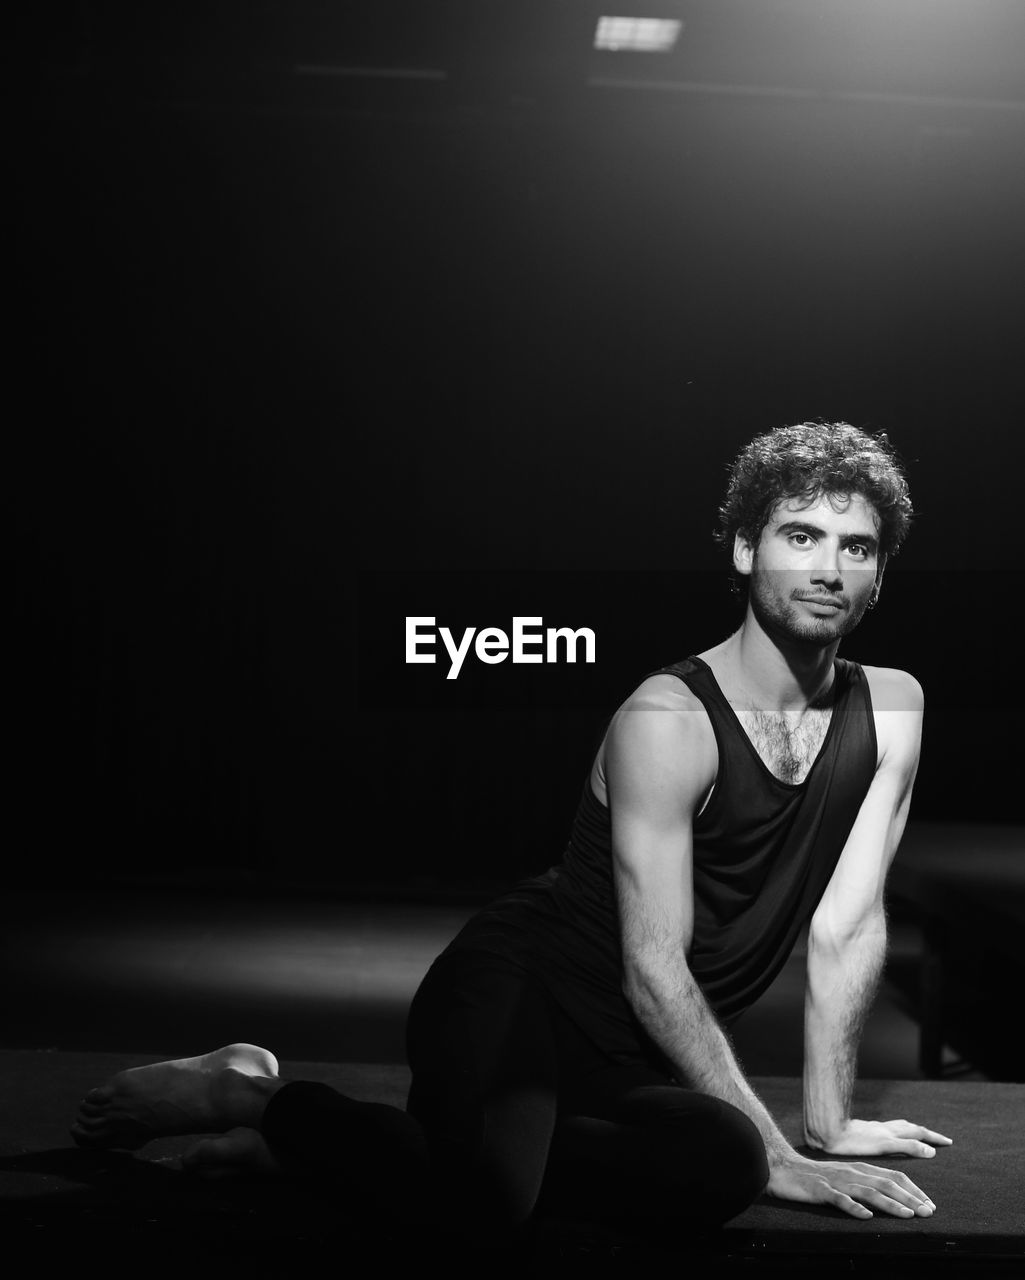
[606,687,935,1221]
[607,689,796,1168]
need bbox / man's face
[734,491,883,647]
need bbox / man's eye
[846,544,869,559]
[790,533,813,547]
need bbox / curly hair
[715,421,913,562]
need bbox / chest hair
[735,705,833,785]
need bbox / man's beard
[747,572,871,647]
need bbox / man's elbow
[621,950,693,1015]
[808,903,887,962]
[621,957,656,1011]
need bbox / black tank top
[442,654,878,1064]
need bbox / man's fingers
[892,1138,937,1158]
[889,1120,953,1146]
[849,1183,918,1218]
[867,1177,934,1215]
[829,1188,873,1219]
[838,1165,935,1214]
[849,1162,926,1195]
[771,1158,937,1221]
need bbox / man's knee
[414,1101,549,1233]
[706,1099,770,1214]
[644,1091,769,1220]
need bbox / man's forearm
[803,912,887,1148]
[627,966,794,1166]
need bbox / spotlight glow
[594,17,683,53]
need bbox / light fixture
[594,17,683,54]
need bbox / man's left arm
[803,667,953,1159]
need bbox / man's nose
[809,547,843,586]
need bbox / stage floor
[5,819,1022,1267]
[1,1049,1021,1272]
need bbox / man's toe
[73,1112,109,1130]
[70,1124,104,1147]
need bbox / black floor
[6,866,1024,1275]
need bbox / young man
[72,422,950,1236]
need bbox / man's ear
[869,552,888,606]
[733,531,755,579]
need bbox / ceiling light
[594,17,683,54]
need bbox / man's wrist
[765,1141,805,1173]
[763,1132,801,1168]
[802,1060,851,1150]
[803,1114,849,1151]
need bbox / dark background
[11,0,1025,893]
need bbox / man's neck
[704,619,839,715]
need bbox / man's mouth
[795,595,845,608]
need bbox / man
[72,421,949,1236]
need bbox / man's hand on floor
[814,1117,953,1159]
[766,1150,937,1220]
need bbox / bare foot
[181,1126,283,1180]
[70,1043,279,1151]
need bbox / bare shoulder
[603,674,718,809]
[860,665,925,714]
[860,666,924,770]
[612,673,716,737]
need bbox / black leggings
[261,951,768,1234]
